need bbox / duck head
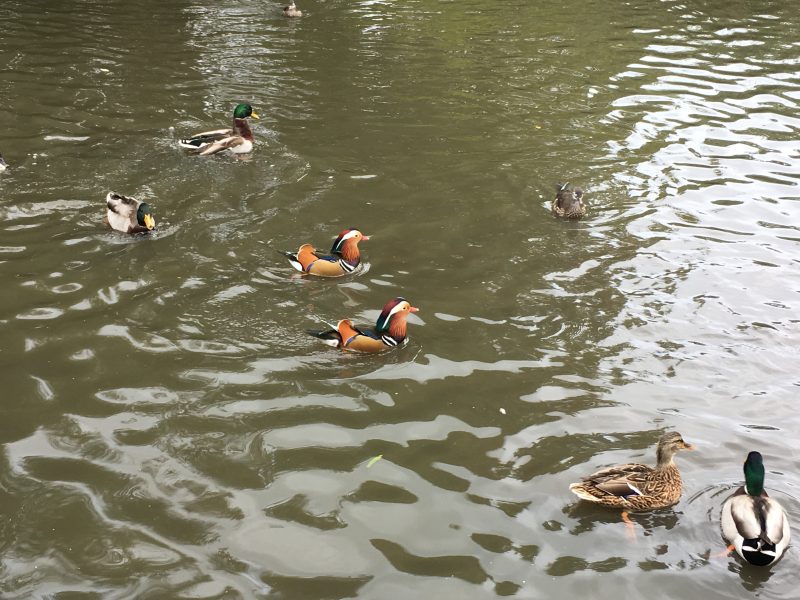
[233,103,259,120]
[743,451,765,496]
[375,297,419,339]
[137,203,156,230]
[331,228,369,262]
[655,431,693,466]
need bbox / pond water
[1,0,799,598]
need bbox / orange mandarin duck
[281,228,369,277]
[307,297,419,352]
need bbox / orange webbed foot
[621,511,637,541]
[711,544,735,559]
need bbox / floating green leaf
[366,454,383,468]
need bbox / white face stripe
[340,230,359,242]
[379,301,407,329]
[626,482,644,496]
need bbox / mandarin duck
[569,432,693,515]
[103,192,156,234]
[552,182,586,218]
[179,103,259,155]
[281,228,368,277]
[283,1,302,17]
[721,451,790,566]
[307,297,419,352]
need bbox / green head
[743,451,765,496]
[233,103,259,120]
[137,203,156,230]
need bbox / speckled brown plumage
[569,432,693,511]
[551,183,586,219]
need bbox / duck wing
[762,496,789,545]
[310,250,341,262]
[179,128,234,150]
[580,463,654,497]
[728,495,764,540]
[198,135,247,156]
[106,192,139,218]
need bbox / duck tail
[178,138,202,150]
[568,482,601,502]
[305,329,342,348]
[277,249,304,272]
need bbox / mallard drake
[179,103,259,155]
[721,451,790,566]
[283,1,302,17]
[307,297,419,353]
[0,152,8,172]
[552,182,586,218]
[569,431,693,511]
[281,228,369,277]
[103,192,156,234]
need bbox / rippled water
[2,0,799,597]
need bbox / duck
[307,297,419,353]
[281,228,369,277]
[103,192,156,234]
[552,182,586,218]
[569,431,693,514]
[721,451,790,566]
[283,1,302,17]
[179,103,259,155]
[0,152,8,172]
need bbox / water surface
[1,0,799,598]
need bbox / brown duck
[551,182,586,218]
[569,431,693,511]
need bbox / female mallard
[569,431,693,511]
[721,451,790,566]
[281,228,369,277]
[283,1,302,17]
[0,152,8,172]
[103,192,156,234]
[179,103,259,155]
[552,182,586,218]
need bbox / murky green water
[2,0,799,597]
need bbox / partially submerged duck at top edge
[283,1,302,17]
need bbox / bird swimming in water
[307,297,419,353]
[103,192,156,234]
[721,451,790,566]
[179,103,259,155]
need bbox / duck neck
[744,462,765,496]
[339,240,361,264]
[385,315,408,340]
[656,446,676,469]
[233,118,253,140]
